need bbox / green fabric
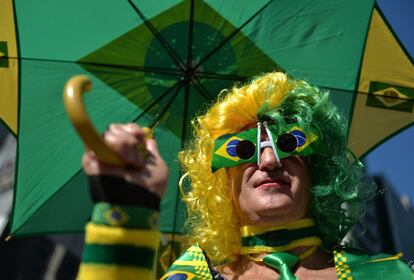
[207,0,375,90]
[241,226,319,247]
[82,244,155,269]
[165,246,413,279]
[263,252,299,280]
[91,202,159,229]
[335,249,413,280]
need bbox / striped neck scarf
[240,218,322,280]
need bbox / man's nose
[258,146,281,170]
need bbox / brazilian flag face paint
[211,123,318,172]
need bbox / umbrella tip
[5,235,12,241]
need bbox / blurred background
[0,124,83,279]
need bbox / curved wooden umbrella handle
[63,75,125,167]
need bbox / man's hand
[82,123,168,198]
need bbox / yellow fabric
[0,0,18,134]
[77,264,154,280]
[85,223,160,250]
[367,252,403,263]
[240,236,322,255]
[240,218,316,236]
[78,223,160,280]
[348,8,414,157]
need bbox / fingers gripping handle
[63,75,151,167]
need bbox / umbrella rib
[186,0,195,72]
[195,71,247,81]
[193,0,273,70]
[165,81,190,264]
[170,0,195,245]
[171,81,191,236]
[7,56,183,77]
[191,77,214,101]
[77,61,182,76]
[150,82,184,127]
[132,79,183,124]
[126,0,186,73]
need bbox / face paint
[211,122,318,172]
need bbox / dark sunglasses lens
[235,140,256,159]
[277,134,298,153]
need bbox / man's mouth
[254,177,289,189]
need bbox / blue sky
[377,0,414,59]
[364,125,414,204]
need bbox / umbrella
[1,0,413,273]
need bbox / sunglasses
[211,122,318,172]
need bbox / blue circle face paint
[226,139,240,157]
[290,130,307,147]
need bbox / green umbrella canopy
[0,0,413,252]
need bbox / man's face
[227,144,312,227]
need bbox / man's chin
[255,202,296,219]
